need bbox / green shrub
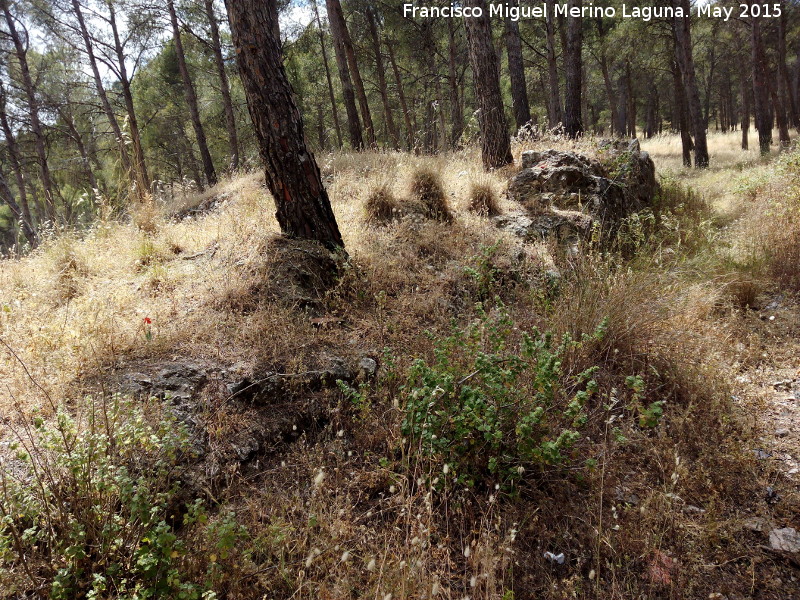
[401,301,605,489]
[0,396,234,599]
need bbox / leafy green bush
[401,301,605,489]
[0,396,233,599]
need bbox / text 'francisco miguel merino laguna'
[402,2,783,22]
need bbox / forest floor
[2,130,800,599]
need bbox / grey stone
[359,357,378,378]
[769,527,800,553]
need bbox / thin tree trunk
[463,0,513,169]
[777,2,799,130]
[107,1,149,192]
[0,80,35,240]
[741,75,750,150]
[545,0,562,128]
[563,0,583,138]
[751,11,772,155]
[328,0,375,147]
[448,18,464,147]
[167,0,217,185]
[225,0,344,248]
[204,0,240,169]
[312,0,343,148]
[504,0,531,130]
[672,0,709,167]
[673,61,693,167]
[69,0,132,182]
[0,164,37,247]
[2,0,56,221]
[326,0,363,149]
[386,38,413,149]
[365,6,399,149]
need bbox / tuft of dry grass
[364,183,399,224]
[467,177,500,217]
[409,168,452,222]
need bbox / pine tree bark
[777,3,799,130]
[365,5,399,149]
[167,0,217,186]
[204,0,240,169]
[2,0,56,221]
[326,0,363,150]
[545,0,562,128]
[328,0,375,147]
[751,11,772,155]
[673,60,693,167]
[225,0,344,248]
[386,38,413,149]
[741,75,750,150]
[463,0,512,169]
[0,164,36,247]
[447,18,464,148]
[312,0,343,148]
[0,80,35,242]
[563,0,583,138]
[107,1,149,192]
[504,0,530,130]
[672,0,709,167]
[69,0,133,183]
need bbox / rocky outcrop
[503,139,657,242]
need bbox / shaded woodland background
[1,0,799,251]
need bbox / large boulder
[504,139,657,241]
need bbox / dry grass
[1,131,799,598]
[467,176,501,217]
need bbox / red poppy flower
[143,317,152,325]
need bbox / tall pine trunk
[0,80,35,243]
[463,0,512,169]
[448,18,465,148]
[107,1,149,192]
[365,6,399,149]
[751,12,772,155]
[204,0,240,169]
[545,0,562,128]
[2,0,56,221]
[326,0,363,149]
[741,75,750,150]
[672,0,709,167]
[225,0,344,248]
[312,0,343,148]
[386,38,413,149]
[563,0,583,138]
[168,0,217,186]
[504,0,531,130]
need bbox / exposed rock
[505,139,657,242]
[769,527,800,553]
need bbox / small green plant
[401,300,605,488]
[0,395,226,599]
[625,374,664,428]
[463,241,502,300]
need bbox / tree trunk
[312,0,343,148]
[751,11,772,155]
[463,0,513,169]
[673,61,693,167]
[777,2,799,130]
[741,75,750,150]
[69,0,133,182]
[168,0,217,186]
[0,80,35,241]
[365,6,399,149]
[448,18,464,148]
[204,0,240,169]
[563,0,583,138]
[672,0,709,167]
[545,0,562,128]
[225,0,344,248]
[504,0,531,130]
[2,0,56,221]
[0,164,37,247]
[595,17,618,135]
[107,1,149,192]
[386,38,413,150]
[326,0,363,150]
[328,0,375,147]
